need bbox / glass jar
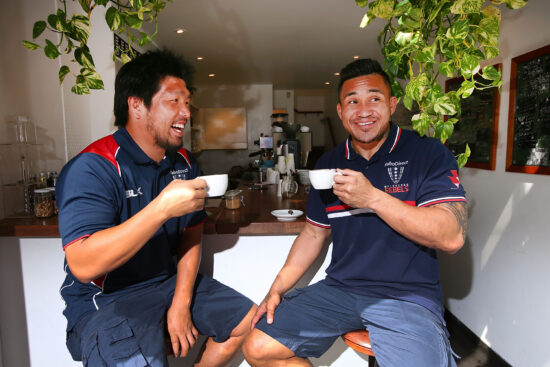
[224,189,244,210]
[34,188,55,218]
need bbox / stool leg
[368,355,379,367]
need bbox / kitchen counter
[0,181,308,237]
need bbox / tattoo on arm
[438,201,468,241]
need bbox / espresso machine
[271,110,311,169]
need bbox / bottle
[47,171,58,187]
[38,171,48,188]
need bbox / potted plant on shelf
[355,0,528,167]
[21,0,172,95]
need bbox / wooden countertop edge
[0,216,306,237]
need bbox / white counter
[0,235,370,367]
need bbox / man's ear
[389,96,398,115]
[128,96,144,119]
[337,102,342,120]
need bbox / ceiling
[155,0,385,89]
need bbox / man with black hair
[57,49,256,366]
[243,58,467,366]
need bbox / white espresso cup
[309,169,339,190]
[198,174,228,197]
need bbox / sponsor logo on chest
[383,160,409,193]
[171,168,189,180]
[125,187,143,198]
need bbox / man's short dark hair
[337,59,392,100]
[114,49,194,127]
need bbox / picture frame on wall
[445,64,501,170]
[506,44,550,175]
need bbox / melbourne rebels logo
[384,161,409,193]
[388,166,404,184]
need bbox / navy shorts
[67,273,254,366]
[255,282,456,367]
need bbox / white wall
[440,2,550,367]
[0,0,115,219]
[191,84,273,175]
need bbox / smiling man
[56,50,256,366]
[243,59,468,366]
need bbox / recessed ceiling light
[325,81,331,85]
[197,57,204,60]
[334,72,340,76]
[208,73,215,77]
[175,28,185,34]
[353,55,360,59]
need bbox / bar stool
[341,329,378,366]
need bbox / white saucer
[271,209,303,222]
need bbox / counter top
[0,182,308,237]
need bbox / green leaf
[406,73,431,101]
[47,14,59,30]
[134,0,144,10]
[393,0,412,16]
[359,12,373,28]
[371,0,395,20]
[450,0,483,14]
[481,65,500,81]
[504,0,528,10]
[95,0,109,5]
[398,7,423,29]
[71,15,91,43]
[434,95,458,115]
[22,40,40,50]
[138,32,149,47]
[438,60,455,77]
[403,94,413,110]
[391,78,404,98]
[460,53,480,79]
[483,46,499,59]
[456,144,471,168]
[481,4,501,19]
[32,21,47,39]
[434,118,454,142]
[58,65,70,84]
[56,9,70,32]
[411,113,431,136]
[477,15,500,47]
[105,6,122,31]
[458,80,476,98]
[124,14,143,29]
[414,45,435,63]
[356,0,370,7]
[44,39,61,59]
[71,78,90,95]
[74,46,95,68]
[121,53,132,64]
[81,68,104,90]
[77,0,91,13]
[446,19,469,41]
[395,31,414,46]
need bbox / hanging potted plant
[21,0,172,95]
[355,0,528,167]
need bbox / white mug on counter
[198,174,228,197]
[309,169,340,190]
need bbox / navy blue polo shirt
[306,123,466,322]
[56,128,206,331]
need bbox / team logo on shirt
[171,168,189,180]
[384,161,409,194]
[448,170,460,188]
